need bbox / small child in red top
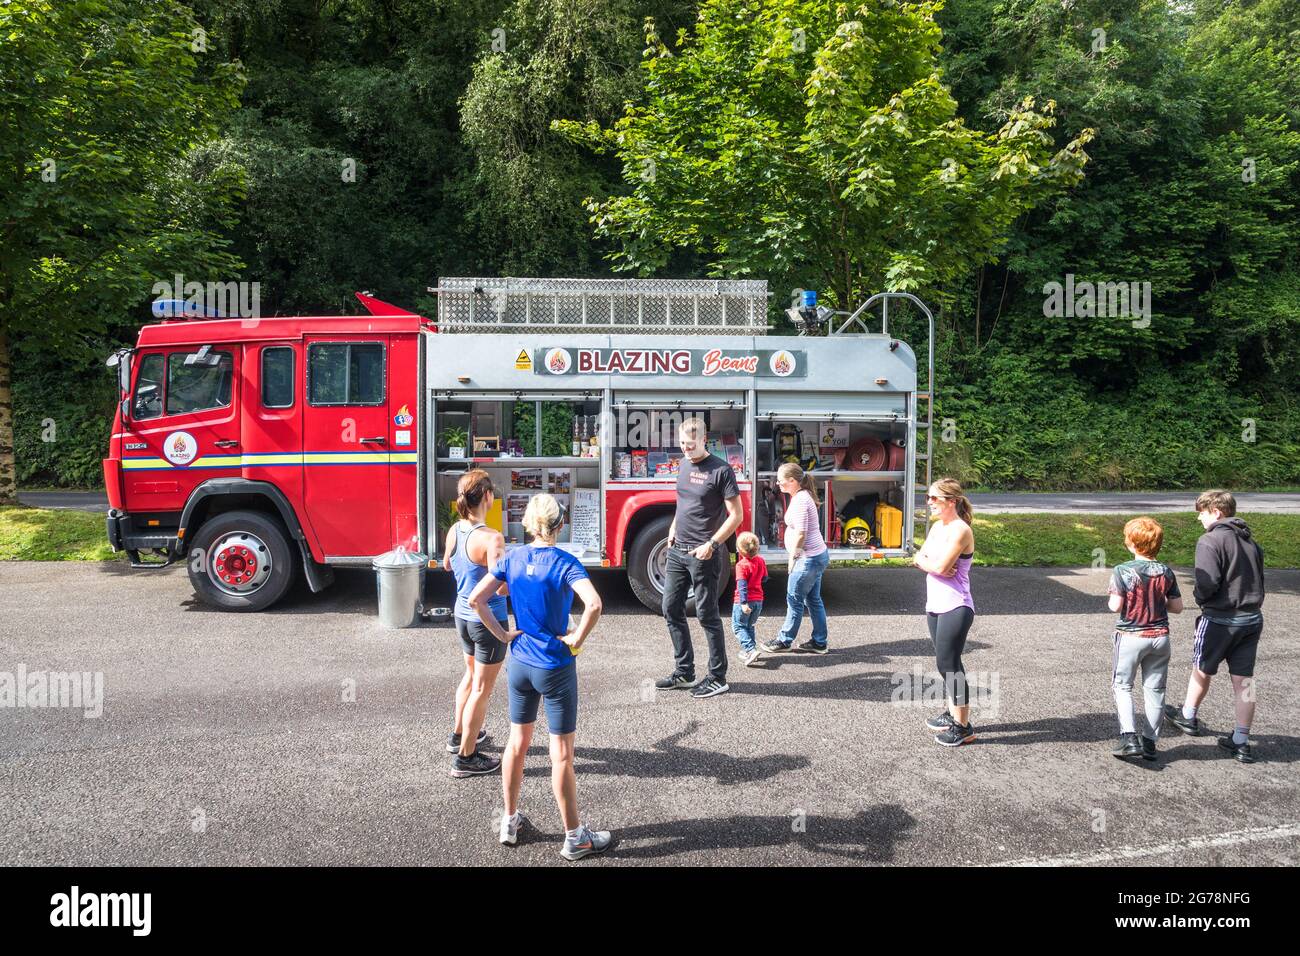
[731,532,769,667]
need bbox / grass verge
[3,506,1298,567]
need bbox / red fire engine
[104,278,933,612]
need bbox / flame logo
[393,404,413,426]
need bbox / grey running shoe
[926,711,956,732]
[935,721,976,747]
[446,728,488,753]
[560,824,613,861]
[796,639,828,654]
[449,750,501,778]
[499,811,527,845]
[758,639,792,653]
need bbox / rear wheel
[187,510,295,611]
[627,515,733,616]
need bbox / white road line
[991,822,1300,867]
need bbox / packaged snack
[615,451,632,478]
[631,450,648,477]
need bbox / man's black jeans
[663,545,728,682]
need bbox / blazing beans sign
[533,347,805,378]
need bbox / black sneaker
[1111,732,1143,759]
[934,721,975,747]
[690,677,730,699]
[446,728,488,754]
[926,711,956,732]
[1141,736,1157,761]
[1163,704,1204,736]
[654,673,696,690]
[449,750,502,778]
[796,639,828,654]
[758,639,792,653]
[1217,736,1256,764]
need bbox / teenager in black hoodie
[1163,491,1265,763]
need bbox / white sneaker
[739,648,763,667]
[499,810,526,846]
[560,824,613,861]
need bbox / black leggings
[927,606,975,707]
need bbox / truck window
[132,353,165,420]
[307,343,384,406]
[261,347,295,408]
[166,351,233,415]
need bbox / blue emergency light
[151,298,225,319]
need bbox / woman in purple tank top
[913,478,977,747]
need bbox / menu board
[570,488,600,552]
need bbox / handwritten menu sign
[570,489,599,552]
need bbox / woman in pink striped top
[759,463,831,655]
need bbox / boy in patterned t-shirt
[1107,517,1184,761]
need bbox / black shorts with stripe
[1191,615,1262,677]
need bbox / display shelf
[757,470,905,479]
[436,456,601,467]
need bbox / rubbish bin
[373,546,429,628]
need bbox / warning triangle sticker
[515,348,532,370]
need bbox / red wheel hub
[215,545,259,586]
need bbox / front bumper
[106,509,180,569]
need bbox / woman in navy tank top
[442,469,517,778]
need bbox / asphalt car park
[1,561,1297,866]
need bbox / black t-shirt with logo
[673,453,740,548]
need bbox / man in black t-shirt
[655,417,743,698]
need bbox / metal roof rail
[427,277,772,334]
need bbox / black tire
[627,515,734,617]
[186,509,295,611]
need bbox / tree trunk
[0,328,15,505]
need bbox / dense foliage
[7,0,1299,490]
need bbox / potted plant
[439,426,468,459]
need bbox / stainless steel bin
[373,546,428,628]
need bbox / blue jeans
[777,550,829,647]
[731,600,764,652]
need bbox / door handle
[215,440,240,448]
[360,436,386,444]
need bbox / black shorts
[456,617,508,665]
[1191,615,1261,677]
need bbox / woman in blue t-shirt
[470,493,611,861]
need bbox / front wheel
[627,515,733,616]
[187,510,295,611]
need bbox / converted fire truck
[103,278,934,613]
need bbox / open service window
[608,391,747,482]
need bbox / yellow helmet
[842,517,871,547]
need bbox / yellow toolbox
[874,503,903,549]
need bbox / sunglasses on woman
[927,494,950,502]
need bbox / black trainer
[1217,736,1256,764]
[654,673,696,690]
[1140,736,1157,761]
[1112,732,1143,759]
[1163,704,1205,736]
[690,677,729,699]
[796,639,828,654]
[446,728,488,754]
[926,711,956,732]
[449,750,502,778]
[758,639,792,653]
[934,721,975,747]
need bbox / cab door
[301,335,392,559]
[121,346,241,516]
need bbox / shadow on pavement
[514,804,918,862]
[518,720,810,785]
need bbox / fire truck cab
[103,278,933,613]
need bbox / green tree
[555,0,1094,313]
[0,0,243,502]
